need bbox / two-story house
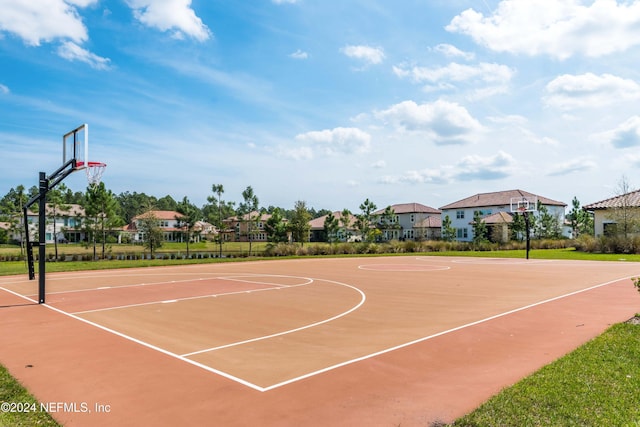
[221,211,274,242]
[440,189,566,242]
[373,203,442,241]
[20,203,86,244]
[308,211,359,242]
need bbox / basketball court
[1,256,639,426]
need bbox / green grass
[450,322,640,427]
[0,365,60,426]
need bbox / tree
[534,202,562,239]
[0,185,27,253]
[290,200,312,246]
[238,186,259,255]
[265,208,288,243]
[355,198,378,242]
[472,210,489,244]
[378,206,398,241]
[441,215,456,242]
[85,182,120,259]
[176,196,201,257]
[206,184,235,257]
[323,213,340,244]
[606,175,640,238]
[339,209,353,242]
[138,209,163,256]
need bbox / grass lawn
[450,322,640,427]
[1,250,640,426]
[0,365,60,426]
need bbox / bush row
[0,239,582,262]
[264,239,573,257]
[573,235,640,254]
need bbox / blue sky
[2,0,640,212]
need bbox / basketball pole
[24,160,77,304]
[524,211,531,260]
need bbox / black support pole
[524,211,531,260]
[38,172,47,304]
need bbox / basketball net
[82,161,107,186]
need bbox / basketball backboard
[63,123,88,169]
[510,196,538,214]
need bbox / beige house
[18,203,86,244]
[123,210,209,243]
[309,211,359,242]
[221,211,275,242]
[583,190,640,237]
[373,203,442,241]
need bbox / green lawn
[1,250,640,426]
[0,365,60,427]
[450,322,640,427]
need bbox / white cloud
[393,61,513,98]
[375,99,483,145]
[289,49,308,59]
[432,43,475,61]
[544,73,640,110]
[340,45,385,65]
[547,157,597,176]
[0,0,96,46]
[295,127,372,155]
[380,151,515,185]
[597,116,640,148]
[371,160,386,169]
[452,151,516,181]
[0,84,9,94]
[126,0,211,41]
[447,0,640,59]
[57,41,111,70]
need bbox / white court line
[0,286,265,392]
[3,273,636,393]
[259,274,639,391]
[181,279,366,357]
[71,280,312,315]
[28,274,311,298]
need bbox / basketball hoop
[77,161,107,186]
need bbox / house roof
[583,189,640,210]
[414,216,442,228]
[133,210,183,221]
[26,203,86,217]
[373,203,441,215]
[224,211,274,222]
[481,211,514,225]
[309,211,357,230]
[440,189,565,210]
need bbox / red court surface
[1,256,639,426]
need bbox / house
[440,189,566,242]
[583,190,640,237]
[221,211,274,242]
[123,210,203,243]
[19,203,87,244]
[309,211,359,242]
[373,203,442,241]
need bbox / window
[456,228,468,239]
[410,214,415,223]
[456,210,465,219]
[404,229,414,239]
